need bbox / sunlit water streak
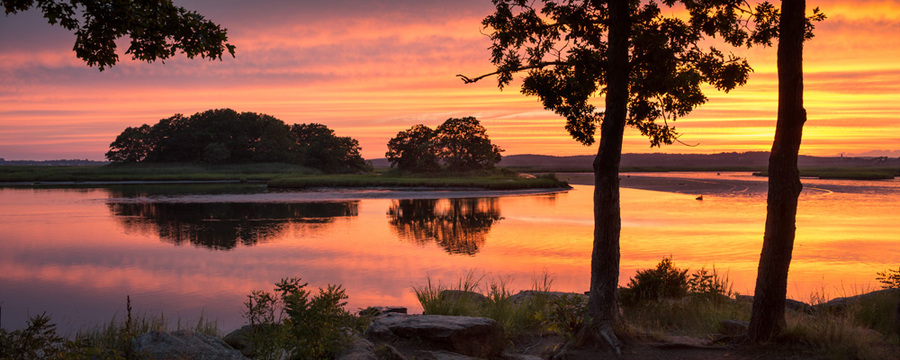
[0,174,897,333]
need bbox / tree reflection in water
[387,198,502,255]
[107,201,359,250]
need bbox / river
[1,172,897,333]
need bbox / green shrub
[242,277,360,359]
[620,257,689,305]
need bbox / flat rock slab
[132,330,248,360]
[367,314,504,359]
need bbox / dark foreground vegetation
[3,260,897,360]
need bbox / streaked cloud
[1,0,898,160]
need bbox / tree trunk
[586,0,629,353]
[748,0,807,342]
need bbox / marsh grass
[413,270,556,338]
[0,296,219,359]
[0,163,321,183]
[269,173,568,190]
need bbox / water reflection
[108,201,359,250]
[387,198,503,255]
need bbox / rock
[366,314,504,359]
[785,299,813,314]
[359,306,408,317]
[416,350,483,360]
[439,290,488,307]
[730,295,812,313]
[508,290,586,305]
[337,336,378,360]
[718,319,749,336]
[813,288,900,313]
[132,330,248,360]
[374,344,409,360]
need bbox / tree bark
[586,0,629,353]
[748,0,807,342]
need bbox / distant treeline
[106,109,369,173]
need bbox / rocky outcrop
[337,336,379,360]
[733,295,813,313]
[366,314,504,359]
[132,330,248,360]
[812,288,900,313]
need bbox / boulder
[366,314,504,359]
[132,330,248,360]
[337,336,378,360]
[359,306,409,317]
[718,319,749,336]
[439,290,488,307]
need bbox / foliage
[620,257,690,304]
[385,124,439,172]
[0,297,218,360]
[620,258,734,306]
[433,117,504,172]
[465,0,806,147]
[291,123,369,173]
[242,277,361,360]
[687,266,734,301]
[106,109,369,173]
[386,117,503,173]
[876,267,900,289]
[0,313,69,360]
[2,0,235,70]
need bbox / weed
[877,267,900,289]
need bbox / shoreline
[558,171,900,196]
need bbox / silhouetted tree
[749,0,824,342]
[106,124,152,162]
[291,123,369,173]
[460,0,785,349]
[433,117,503,172]
[386,124,439,172]
[2,0,235,70]
[106,109,370,173]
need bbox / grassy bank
[268,173,569,190]
[0,163,321,183]
[753,167,899,180]
[0,163,569,190]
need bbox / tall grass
[413,270,556,338]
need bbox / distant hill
[370,152,900,171]
[498,152,900,171]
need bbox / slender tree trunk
[748,0,807,342]
[586,0,629,353]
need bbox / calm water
[1,173,897,333]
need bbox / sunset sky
[1,0,898,161]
